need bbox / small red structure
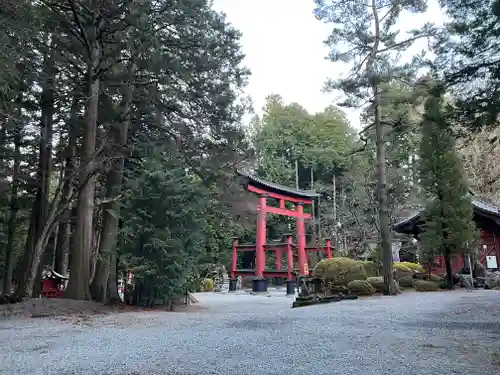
[393,197,500,275]
[231,172,332,293]
[41,269,68,298]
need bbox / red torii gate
[230,171,333,293]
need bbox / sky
[212,0,444,130]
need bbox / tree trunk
[15,47,55,298]
[54,95,78,276]
[444,249,453,289]
[0,120,8,195]
[368,0,393,295]
[106,246,120,304]
[15,208,36,297]
[65,42,100,301]
[2,124,22,295]
[374,87,393,296]
[90,63,135,303]
[16,173,68,297]
[32,49,55,298]
[89,222,101,284]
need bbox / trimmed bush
[393,263,413,281]
[394,268,413,281]
[413,280,440,292]
[347,280,376,296]
[398,261,425,273]
[362,261,378,277]
[398,275,415,288]
[393,262,412,272]
[438,281,449,289]
[367,276,401,295]
[423,274,444,282]
[494,279,500,290]
[202,278,214,292]
[313,257,367,285]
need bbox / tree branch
[377,34,432,54]
[69,0,92,56]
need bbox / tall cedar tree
[314,0,435,295]
[418,85,478,288]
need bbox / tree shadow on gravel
[408,320,500,334]
[226,318,286,331]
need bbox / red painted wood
[255,195,267,277]
[478,229,499,268]
[296,203,308,275]
[263,243,288,251]
[234,176,322,281]
[430,256,463,275]
[231,238,238,279]
[236,244,256,250]
[265,205,312,219]
[233,269,294,278]
[41,279,64,298]
[287,235,293,280]
[325,238,333,259]
[247,184,313,204]
[428,227,500,273]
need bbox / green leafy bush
[398,276,415,288]
[347,280,376,296]
[313,257,366,285]
[439,281,449,289]
[366,276,401,295]
[362,261,378,277]
[413,280,440,292]
[492,277,500,290]
[423,274,443,282]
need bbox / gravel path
[1,290,499,375]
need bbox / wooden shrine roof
[393,198,500,235]
[236,170,320,200]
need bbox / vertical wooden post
[255,194,267,277]
[231,237,239,279]
[296,202,308,275]
[275,245,283,288]
[287,234,293,280]
[325,238,332,259]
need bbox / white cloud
[212,0,444,130]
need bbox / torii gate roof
[236,170,320,202]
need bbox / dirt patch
[0,298,204,321]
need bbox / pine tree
[314,0,436,295]
[418,84,478,288]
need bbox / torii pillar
[253,194,268,292]
[296,202,309,276]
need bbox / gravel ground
[0,289,499,375]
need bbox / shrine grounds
[0,290,499,375]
